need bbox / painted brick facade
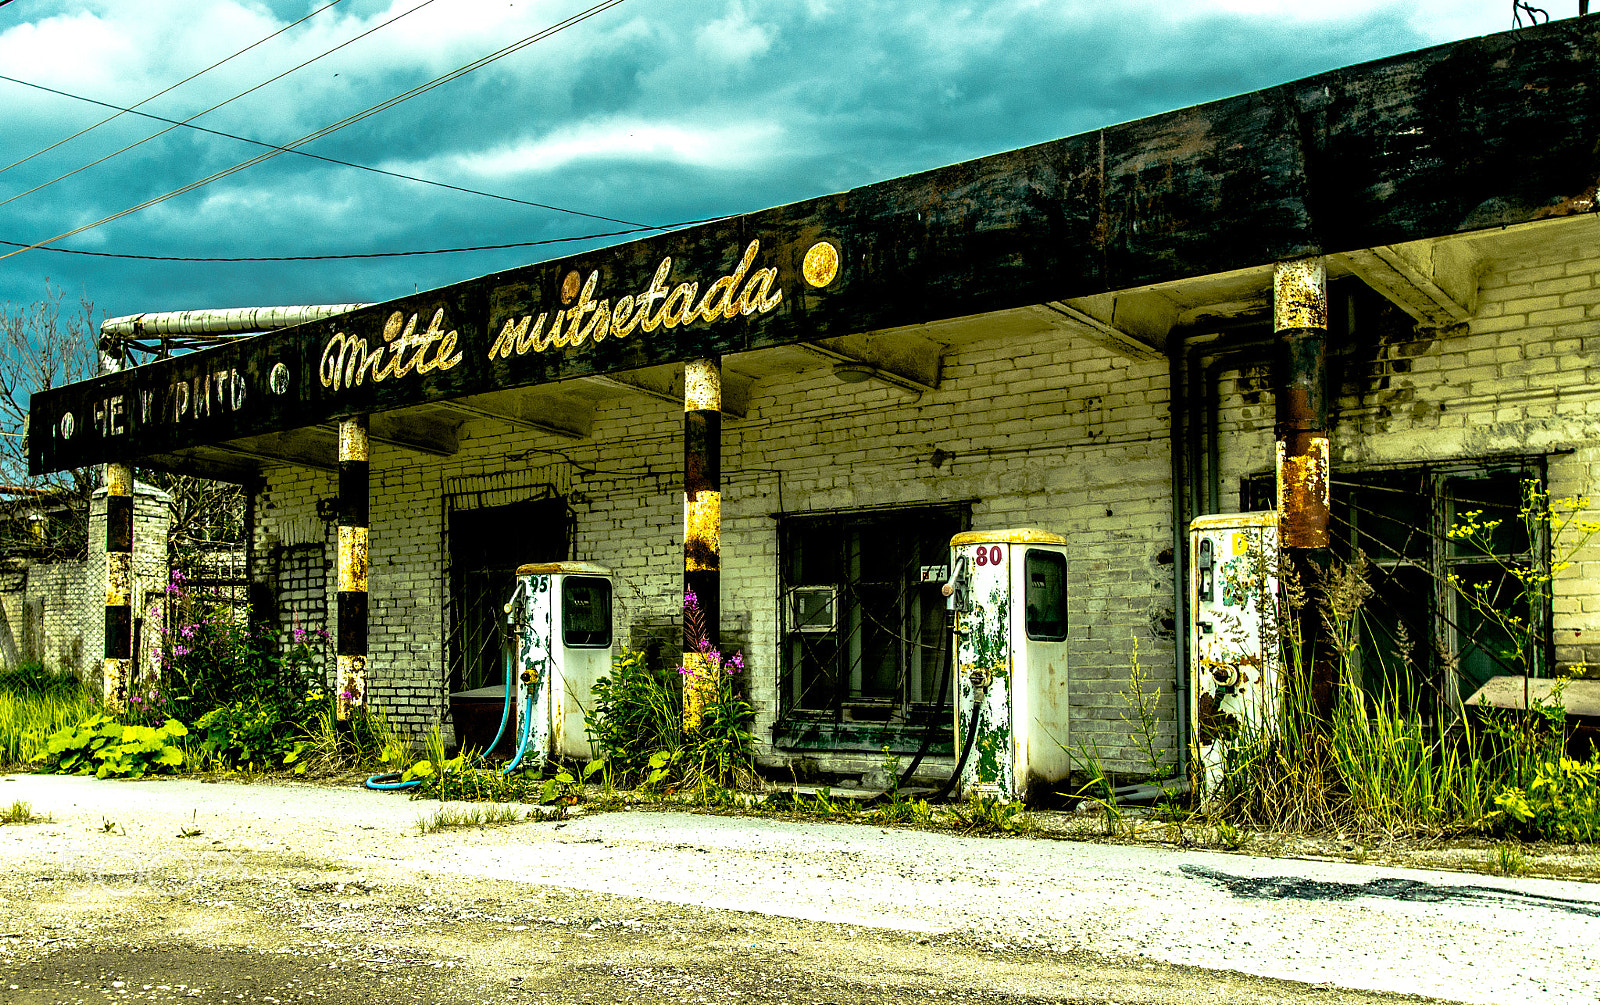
[251,324,1179,774]
[245,229,1600,780]
[1213,230,1600,686]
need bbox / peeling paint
[338,418,369,461]
[1273,257,1327,331]
[336,653,366,720]
[105,551,132,606]
[950,528,1066,547]
[1275,435,1330,549]
[103,656,129,709]
[684,359,721,412]
[1189,513,1279,802]
[684,491,722,571]
[104,463,133,497]
[337,526,370,592]
[681,650,714,734]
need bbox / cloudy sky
[0,0,1546,323]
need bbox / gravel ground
[1,773,1597,1005]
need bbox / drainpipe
[336,416,370,722]
[1168,342,1191,769]
[683,359,721,732]
[100,304,370,340]
[1273,258,1334,716]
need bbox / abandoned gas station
[29,18,1600,791]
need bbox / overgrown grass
[1,666,96,767]
[1209,556,1599,841]
[416,802,533,833]
[0,799,47,824]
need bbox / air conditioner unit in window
[789,586,837,633]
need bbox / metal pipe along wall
[1273,258,1331,550]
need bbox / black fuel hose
[931,691,986,803]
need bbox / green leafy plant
[1489,754,1600,843]
[539,758,604,806]
[586,593,757,798]
[948,794,1033,835]
[151,572,329,765]
[34,713,188,778]
[195,699,313,773]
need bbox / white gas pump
[1188,513,1279,798]
[944,529,1071,803]
[506,562,615,764]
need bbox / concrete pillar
[336,416,369,720]
[683,359,721,730]
[103,462,133,710]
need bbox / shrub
[148,572,328,768]
[586,592,756,795]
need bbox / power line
[0,74,650,227]
[0,218,723,261]
[0,0,632,263]
[0,0,345,177]
[0,0,442,211]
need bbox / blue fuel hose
[364,644,518,792]
[499,682,537,775]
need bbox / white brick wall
[252,324,1180,772]
[242,236,1600,776]
[1214,237,1600,677]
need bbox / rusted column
[336,416,369,721]
[683,359,721,730]
[1274,258,1331,549]
[1274,257,1334,715]
[103,462,134,710]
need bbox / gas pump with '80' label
[945,530,1071,804]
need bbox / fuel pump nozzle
[940,554,971,613]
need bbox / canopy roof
[30,18,1600,477]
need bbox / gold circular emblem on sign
[560,269,582,304]
[802,241,839,288]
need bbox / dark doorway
[447,495,570,693]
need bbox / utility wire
[0,0,442,211]
[0,218,722,261]
[0,0,631,263]
[0,74,650,226]
[0,0,344,176]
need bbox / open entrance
[445,476,571,694]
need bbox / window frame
[1243,458,1549,711]
[773,502,971,749]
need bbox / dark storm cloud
[0,0,1509,320]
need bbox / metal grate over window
[774,502,969,753]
